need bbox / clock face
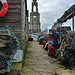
[34,25,37,29]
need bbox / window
[33,16,37,23]
[34,25,37,29]
[33,16,36,18]
[33,5,36,12]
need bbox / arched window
[33,5,36,12]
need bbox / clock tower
[29,0,41,33]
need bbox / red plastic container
[48,46,54,56]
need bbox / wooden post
[57,19,59,27]
[61,23,62,27]
[72,11,74,31]
[22,0,29,68]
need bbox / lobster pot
[0,54,11,73]
[65,31,75,44]
[0,26,19,73]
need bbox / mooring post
[72,11,74,31]
[61,23,62,27]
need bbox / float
[0,0,8,18]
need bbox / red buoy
[0,0,8,17]
[48,46,54,56]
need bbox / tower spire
[30,0,41,33]
[33,0,37,2]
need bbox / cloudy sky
[27,0,75,31]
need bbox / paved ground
[5,62,22,75]
[5,41,75,75]
[21,41,75,75]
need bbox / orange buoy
[0,0,8,17]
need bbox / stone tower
[30,0,41,33]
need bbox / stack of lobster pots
[0,26,19,73]
[48,27,75,69]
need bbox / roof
[59,4,75,23]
